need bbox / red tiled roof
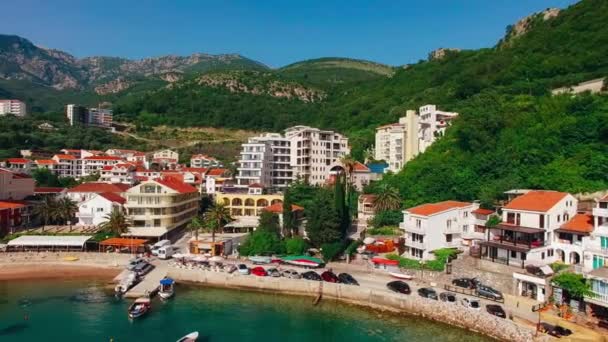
[504,190,568,212]
[135,176,149,181]
[11,172,31,179]
[101,165,113,171]
[181,167,208,174]
[35,187,65,193]
[353,162,370,172]
[472,208,495,215]
[84,156,123,161]
[407,200,472,217]
[560,213,594,234]
[264,203,303,213]
[54,154,76,160]
[35,159,57,165]
[153,177,198,194]
[98,192,126,204]
[7,158,30,164]
[0,201,26,209]
[359,194,377,203]
[67,182,130,193]
[207,168,228,176]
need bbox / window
[446,220,452,229]
[463,225,468,233]
[541,252,545,260]
[96,208,104,212]
[539,215,545,229]
[446,234,453,243]
[463,211,468,218]
[548,249,554,257]
[521,252,527,261]
[416,219,421,228]
[511,251,517,258]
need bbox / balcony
[443,225,461,234]
[399,222,425,234]
[593,207,608,218]
[405,239,425,249]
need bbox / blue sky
[1,0,579,67]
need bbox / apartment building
[216,185,283,218]
[99,163,137,185]
[0,99,27,117]
[2,158,33,174]
[190,154,223,168]
[418,104,459,153]
[66,182,130,204]
[34,159,57,172]
[82,155,124,177]
[235,138,274,188]
[285,125,350,186]
[399,201,479,260]
[106,149,147,164]
[124,178,199,239]
[479,190,577,268]
[52,154,79,178]
[0,168,35,200]
[75,192,126,226]
[66,104,112,128]
[583,196,608,309]
[152,149,179,169]
[374,110,419,173]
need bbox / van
[157,246,176,260]
[151,240,171,256]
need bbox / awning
[160,278,174,286]
[99,237,148,247]
[539,265,554,276]
[496,224,544,234]
[7,235,92,247]
[122,227,168,237]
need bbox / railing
[404,240,425,249]
[481,254,524,268]
[588,291,608,304]
[592,207,608,218]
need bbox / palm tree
[187,216,204,241]
[57,197,78,231]
[98,208,131,236]
[373,184,402,211]
[340,155,357,186]
[33,196,56,232]
[204,203,233,252]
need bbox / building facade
[190,154,223,168]
[0,168,35,201]
[75,192,125,226]
[66,104,112,128]
[417,104,459,153]
[0,99,27,117]
[374,110,419,173]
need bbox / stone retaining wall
[169,268,539,342]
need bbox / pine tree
[282,189,296,237]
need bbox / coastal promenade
[124,261,168,298]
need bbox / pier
[124,262,168,298]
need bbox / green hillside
[278,57,395,86]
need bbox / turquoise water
[0,279,492,341]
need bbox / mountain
[0,34,268,91]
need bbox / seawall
[169,268,540,342]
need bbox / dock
[124,262,168,298]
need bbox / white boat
[115,271,138,295]
[176,331,199,342]
[388,271,414,280]
[248,255,271,264]
[128,297,151,319]
[159,277,175,300]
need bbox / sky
[1,0,579,68]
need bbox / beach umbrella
[363,237,376,245]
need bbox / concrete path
[125,262,168,298]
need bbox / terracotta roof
[353,162,370,172]
[191,154,217,160]
[7,158,30,164]
[407,200,472,217]
[83,156,123,161]
[99,237,147,247]
[67,182,130,193]
[264,203,303,213]
[35,159,57,165]
[181,167,208,174]
[98,192,126,204]
[0,201,26,209]
[153,177,198,194]
[560,213,594,234]
[359,194,377,203]
[472,208,495,215]
[35,187,66,193]
[207,168,228,176]
[504,190,568,212]
[248,183,264,188]
[101,165,113,171]
[135,176,149,181]
[54,154,76,160]
[11,172,31,179]
[600,194,608,202]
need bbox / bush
[238,231,285,256]
[369,210,402,228]
[321,241,347,262]
[285,237,308,255]
[344,239,362,256]
[366,226,400,236]
[386,254,422,269]
[550,261,569,273]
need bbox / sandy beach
[0,263,121,281]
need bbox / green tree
[56,197,78,231]
[369,210,402,228]
[204,203,233,248]
[285,236,308,255]
[257,211,281,235]
[552,272,593,299]
[373,184,402,211]
[98,208,131,236]
[306,190,342,246]
[187,216,204,240]
[282,189,296,237]
[33,196,57,231]
[239,231,285,256]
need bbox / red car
[251,266,267,277]
[321,271,339,283]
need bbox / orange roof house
[407,201,472,217]
[504,190,568,212]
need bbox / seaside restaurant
[6,235,93,252]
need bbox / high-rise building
[235,138,274,188]
[0,100,27,117]
[66,104,113,128]
[418,104,458,153]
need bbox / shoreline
[0,263,121,281]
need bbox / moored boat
[128,297,151,319]
[159,277,175,300]
[177,331,199,342]
[248,255,272,264]
[388,271,414,280]
[281,255,323,268]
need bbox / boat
[248,256,272,264]
[159,277,175,300]
[114,272,139,296]
[176,331,199,342]
[281,255,323,268]
[388,271,414,280]
[128,297,151,319]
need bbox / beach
[0,263,120,281]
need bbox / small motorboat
[128,297,151,319]
[115,271,139,296]
[281,255,323,268]
[177,331,199,342]
[159,277,175,300]
[248,256,272,264]
[388,271,414,280]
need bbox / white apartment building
[82,156,124,177]
[0,99,27,117]
[285,126,349,186]
[66,105,112,128]
[479,190,578,268]
[66,182,130,204]
[418,104,458,153]
[99,163,137,185]
[235,138,274,188]
[399,201,479,260]
[190,154,223,168]
[75,192,125,226]
[106,149,147,165]
[52,154,80,178]
[374,110,419,173]
[124,178,199,239]
[1,158,33,174]
[582,196,608,309]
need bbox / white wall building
[82,156,124,177]
[75,192,125,226]
[235,138,274,188]
[399,201,479,260]
[190,154,223,168]
[418,104,459,153]
[374,110,419,173]
[99,163,137,185]
[0,99,27,117]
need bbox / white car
[127,257,146,271]
[461,298,481,310]
[237,264,250,275]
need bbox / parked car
[281,269,301,279]
[150,239,171,256]
[486,304,506,318]
[439,292,457,303]
[321,271,339,283]
[127,257,147,271]
[540,323,572,337]
[237,264,250,275]
[338,273,359,285]
[266,267,281,277]
[461,298,481,310]
[387,281,411,294]
[302,271,322,281]
[451,277,478,289]
[417,288,438,300]
[553,325,572,337]
[251,266,267,277]
[476,284,503,301]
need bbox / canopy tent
[99,237,148,253]
[160,278,175,286]
[7,235,92,251]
